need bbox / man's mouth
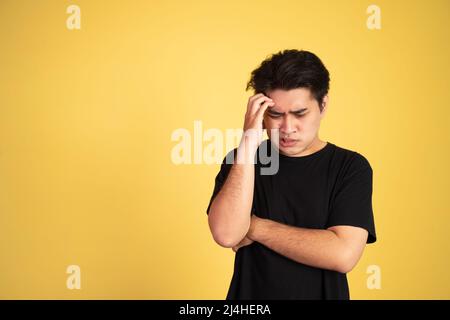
[279,138,298,147]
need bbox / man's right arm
[207,144,256,248]
[207,93,274,248]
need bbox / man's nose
[280,116,297,135]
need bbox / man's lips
[279,137,298,147]
[280,138,297,143]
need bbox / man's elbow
[211,233,241,248]
[208,216,247,248]
[209,223,247,248]
[334,249,359,274]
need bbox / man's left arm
[242,215,369,274]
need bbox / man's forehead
[266,92,313,111]
[267,87,314,99]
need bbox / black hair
[246,49,330,112]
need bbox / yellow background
[0,0,449,299]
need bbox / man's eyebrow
[267,107,308,115]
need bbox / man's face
[264,88,328,157]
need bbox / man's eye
[268,113,306,119]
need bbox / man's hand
[232,236,254,252]
[238,93,275,161]
[243,93,274,132]
[231,214,265,252]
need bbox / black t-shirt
[206,139,377,300]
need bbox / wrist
[248,216,270,241]
[237,136,258,164]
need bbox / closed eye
[268,113,306,118]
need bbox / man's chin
[279,147,299,156]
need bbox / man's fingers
[248,93,264,103]
[250,96,273,115]
[255,100,274,119]
[246,94,265,114]
[232,237,255,253]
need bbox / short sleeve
[206,148,236,215]
[326,152,377,243]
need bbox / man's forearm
[247,217,352,273]
[208,143,257,248]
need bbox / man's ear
[320,95,329,119]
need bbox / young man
[206,49,376,299]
